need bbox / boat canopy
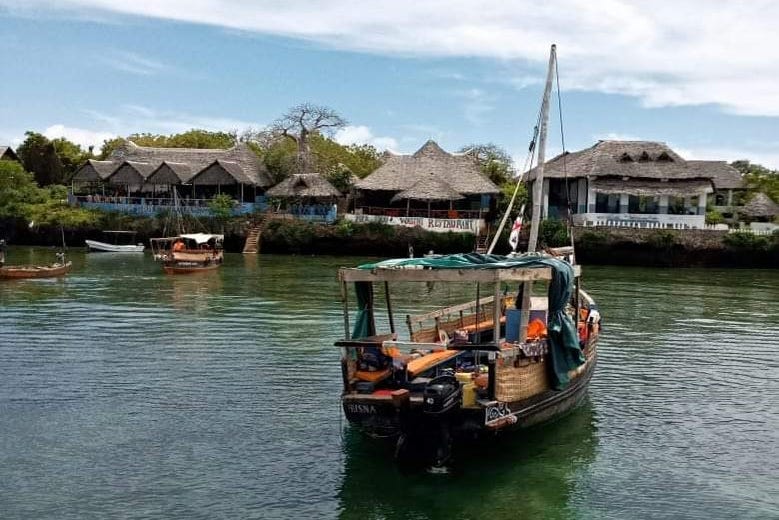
[343,253,585,389]
[180,233,224,244]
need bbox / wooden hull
[0,261,72,279]
[162,262,221,274]
[342,338,598,444]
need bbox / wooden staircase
[242,225,262,254]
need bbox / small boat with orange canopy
[150,233,224,274]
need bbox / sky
[0,0,777,168]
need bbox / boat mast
[526,44,556,253]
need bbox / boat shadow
[337,399,597,520]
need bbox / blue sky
[1,1,777,168]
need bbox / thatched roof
[106,161,155,185]
[592,178,713,197]
[109,140,271,186]
[146,161,193,185]
[391,175,464,202]
[356,140,499,195]
[266,173,341,199]
[528,141,710,182]
[687,161,745,190]
[72,159,115,182]
[740,192,779,218]
[0,146,19,162]
[189,160,251,185]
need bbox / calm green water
[1,248,777,519]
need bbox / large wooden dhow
[336,253,600,464]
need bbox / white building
[527,140,745,229]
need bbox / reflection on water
[338,402,597,520]
[0,248,777,519]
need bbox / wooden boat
[86,231,144,253]
[337,253,600,465]
[336,45,600,466]
[0,260,72,279]
[151,233,224,275]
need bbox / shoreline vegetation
[3,215,777,268]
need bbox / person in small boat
[172,239,185,252]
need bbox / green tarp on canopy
[355,252,585,389]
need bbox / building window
[668,196,686,215]
[595,193,619,213]
[628,195,660,214]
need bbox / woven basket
[495,357,550,402]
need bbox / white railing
[573,212,706,229]
[728,228,777,236]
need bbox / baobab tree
[269,103,347,173]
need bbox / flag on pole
[508,215,523,252]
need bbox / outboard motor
[423,375,461,415]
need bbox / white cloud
[456,88,494,126]
[673,145,779,170]
[334,125,398,151]
[84,105,260,136]
[98,50,167,76]
[43,124,116,152]
[3,1,779,116]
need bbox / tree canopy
[0,160,98,227]
[267,103,347,173]
[99,129,237,159]
[731,160,779,203]
[460,143,515,185]
[16,132,94,186]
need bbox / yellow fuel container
[462,382,478,408]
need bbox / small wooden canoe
[0,261,72,279]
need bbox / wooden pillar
[493,281,501,346]
[340,280,350,340]
[384,281,395,334]
[542,179,550,219]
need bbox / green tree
[16,131,64,186]
[208,193,235,233]
[460,143,515,185]
[51,137,93,181]
[269,103,347,173]
[98,137,127,160]
[731,160,779,203]
[99,130,237,160]
[0,160,97,227]
[0,160,46,218]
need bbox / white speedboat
[86,231,145,253]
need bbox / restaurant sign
[344,213,483,233]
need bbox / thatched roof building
[740,192,779,219]
[109,140,272,187]
[266,173,341,199]
[107,161,156,185]
[391,176,464,202]
[527,140,743,192]
[687,161,744,190]
[356,140,498,196]
[0,146,19,162]
[145,161,193,185]
[73,159,115,182]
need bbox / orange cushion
[406,350,460,378]
[355,369,391,383]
